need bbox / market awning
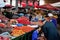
[45,4,60,10]
[39,4,60,10]
[51,2,60,7]
[39,5,46,9]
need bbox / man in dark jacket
[40,15,60,40]
[3,8,13,19]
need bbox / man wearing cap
[39,15,60,40]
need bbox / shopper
[31,15,38,22]
[12,11,19,19]
[35,13,44,21]
[41,15,60,40]
[25,12,32,21]
[32,27,41,40]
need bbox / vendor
[3,7,13,19]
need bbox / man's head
[44,15,50,21]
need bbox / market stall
[0,23,39,40]
[0,14,39,40]
[0,0,60,40]
[39,4,60,10]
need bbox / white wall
[39,0,45,5]
[0,0,5,7]
[51,2,60,7]
[12,0,16,6]
[5,0,10,5]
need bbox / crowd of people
[0,7,60,40]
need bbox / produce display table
[12,29,35,40]
[11,25,39,40]
[0,24,39,40]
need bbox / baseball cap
[48,13,53,17]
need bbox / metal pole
[33,0,35,5]
[16,0,18,10]
[26,0,28,5]
[10,0,12,5]
[26,0,28,9]
[39,0,40,6]
[0,8,1,12]
[20,0,22,6]
[38,0,39,6]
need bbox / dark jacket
[42,21,60,40]
[3,11,13,19]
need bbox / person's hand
[31,22,38,25]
